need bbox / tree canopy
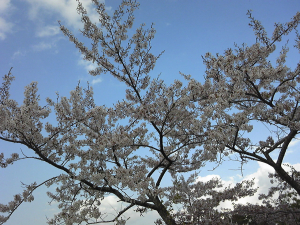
[1,1,300,224]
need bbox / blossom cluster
[1,0,300,225]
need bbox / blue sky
[1,0,300,224]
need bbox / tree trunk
[152,196,177,225]
[274,164,300,196]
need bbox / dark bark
[226,129,300,196]
[152,196,177,225]
[273,164,300,196]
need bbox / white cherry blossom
[1,1,300,225]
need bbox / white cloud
[12,50,26,59]
[196,162,300,210]
[0,17,13,40]
[231,162,275,207]
[289,139,300,147]
[232,162,300,208]
[92,77,102,85]
[196,174,236,189]
[286,138,300,154]
[24,0,105,31]
[0,0,13,40]
[97,195,159,225]
[75,54,103,86]
[36,25,60,37]
[78,57,98,73]
[0,0,10,11]
[243,162,274,192]
[32,41,55,51]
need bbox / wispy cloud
[32,41,55,51]
[36,25,60,37]
[0,0,14,40]
[78,57,98,72]
[286,138,300,154]
[12,50,26,59]
[91,77,102,85]
[289,139,300,147]
[24,0,105,31]
[0,18,13,40]
[77,55,102,85]
[0,0,11,11]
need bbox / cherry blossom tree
[182,8,300,225]
[0,0,300,224]
[227,165,300,225]
[0,1,257,224]
[201,11,300,191]
[188,9,300,193]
